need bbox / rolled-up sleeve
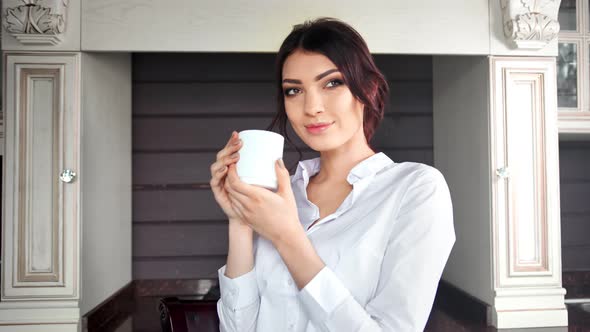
[297,167,456,332]
[217,265,260,332]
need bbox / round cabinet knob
[59,169,77,183]
[496,167,510,179]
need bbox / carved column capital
[501,0,561,50]
[3,0,70,45]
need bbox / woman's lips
[305,122,334,134]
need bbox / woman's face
[281,49,366,152]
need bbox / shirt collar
[347,152,394,184]
[293,152,394,185]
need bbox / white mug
[236,130,285,190]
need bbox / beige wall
[80,52,132,314]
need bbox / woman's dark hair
[267,17,389,164]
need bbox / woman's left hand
[224,159,302,244]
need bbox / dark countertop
[84,278,590,332]
[98,295,590,332]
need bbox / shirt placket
[285,296,299,330]
[305,175,374,235]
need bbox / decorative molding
[505,74,550,276]
[17,68,61,284]
[558,113,590,134]
[500,0,561,49]
[3,0,70,45]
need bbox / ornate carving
[500,0,561,50]
[3,0,70,45]
[505,13,560,48]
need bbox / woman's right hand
[210,131,245,223]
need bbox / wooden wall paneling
[132,81,432,116]
[133,189,224,222]
[559,142,590,178]
[559,141,590,271]
[132,148,432,186]
[132,53,276,82]
[132,54,433,82]
[133,223,229,257]
[131,53,434,280]
[133,82,278,116]
[132,116,433,151]
[560,214,590,247]
[562,247,590,270]
[560,182,590,213]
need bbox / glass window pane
[557,42,578,108]
[558,0,577,31]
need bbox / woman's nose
[303,91,325,115]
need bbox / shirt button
[225,293,234,302]
[287,279,293,286]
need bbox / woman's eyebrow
[282,68,340,84]
[282,78,302,84]
[314,68,339,81]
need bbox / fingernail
[233,138,241,145]
[231,152,239,158]
[219,166,227,173]
[278,159,286,169]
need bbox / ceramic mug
[236,130,285,191]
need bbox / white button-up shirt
[217,152,455,332]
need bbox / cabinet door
[490,57,562,290]
[2,53,80,299]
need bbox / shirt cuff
[298,266,351,322]
[218,265,260,311]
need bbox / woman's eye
[284,88,300,96]
[326,79,344,88]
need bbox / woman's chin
[303,139,341,153]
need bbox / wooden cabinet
[1,53,80,330]
[488,57,566,327]
[2,53,80,298]
[434,56,567,329]
[0,52,132,331]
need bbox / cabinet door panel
[3,54,80,299]
[491,57,561,288]
[22,69,60,282]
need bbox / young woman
[209,18,455,332]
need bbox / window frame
[558,0,588,113]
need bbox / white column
[1,2,132,331]
[434,55,568,329]
[488,56,567,328]
[0,53,81,332]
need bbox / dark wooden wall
[131,53,590,279]
[131,53,434,279]
[559,141,590,271]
